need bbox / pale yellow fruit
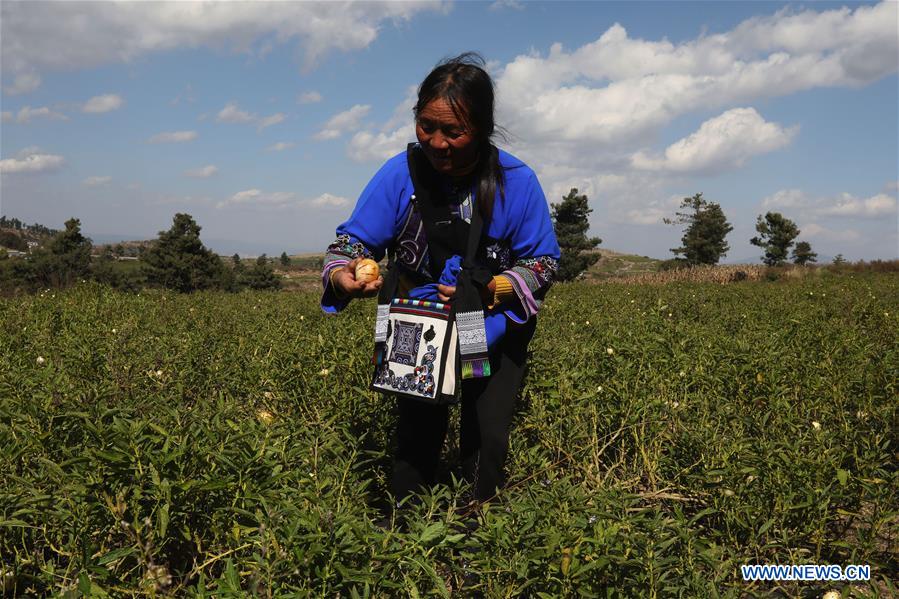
[822,591,841,599]
[256,408,275,425]
[355,258,380,283]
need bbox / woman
[321,53,560,508]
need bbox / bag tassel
[456,309,490,380]
[461,356,491,379]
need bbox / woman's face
[415,97,480,177]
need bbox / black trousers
[389,319,536,503]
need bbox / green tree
[48,218,93,286]
[791,240,817,266]
[142,213,226,292]
[241,254,282,290]
[12,218,93,290]
[663,193,733,265]
[750,212,800,266]
[551,188,601,281]
[280,251,290,267]
[832,254,847,265]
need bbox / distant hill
[0,217,60,252]
[584,249,664,280]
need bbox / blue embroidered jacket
[321,147,561,342]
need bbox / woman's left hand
[437,279,496,304]
[437,284,455,302]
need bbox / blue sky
[1,0,896,261]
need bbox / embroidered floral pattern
[374,343,438,397]
[325,233,373,263]
[514,255,558,286]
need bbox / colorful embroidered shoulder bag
[370,144,493,404]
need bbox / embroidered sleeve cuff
[321,259,350,314]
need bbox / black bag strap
[379,143,487,302]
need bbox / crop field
[1,274,897,597]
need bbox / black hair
[414,52,505,222]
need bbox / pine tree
[142,213,225,292]
[663,193,733,265]
[551,188,601,281]
[48,218,93,286]
[791,241,817,265]
[280,252,290,267]
[750,212,800,266]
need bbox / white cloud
[148,130,198,143]
[800,223,861,242]
[632,108,797,173]
[489,0,524,11]
[818,192,897,218]
[298,91,323,104]
[258,113,285,130]
[266,142,296,152]
[217,188,350,210]
[347,125,415,163]
[83,94,124,113]
[217,102,256,123]
[762,189,897,220]
[184,165,218,178]
[762,189,810,210]
[216,103,284,131]
[83,175,111,186]
[493,2,896,156]
[3,72,41,95]
[10,105,68,124]
[315,104,371,141]
[309,193,350,208]
[218,189,299,209]
[0,147,65,174]
[170,83,196,106]
[346,86,416,162]
[1,2,445,81]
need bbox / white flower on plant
[111,328,117,334]
[319,368,330,376]
[596,385,603,393]
[812,421,821,430]
[156,369,163,377]
[606,347,614,355]
[679,370,686,377]
[585,320,590,325]
[36,356,45,365]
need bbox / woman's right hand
[330,257,383,299]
